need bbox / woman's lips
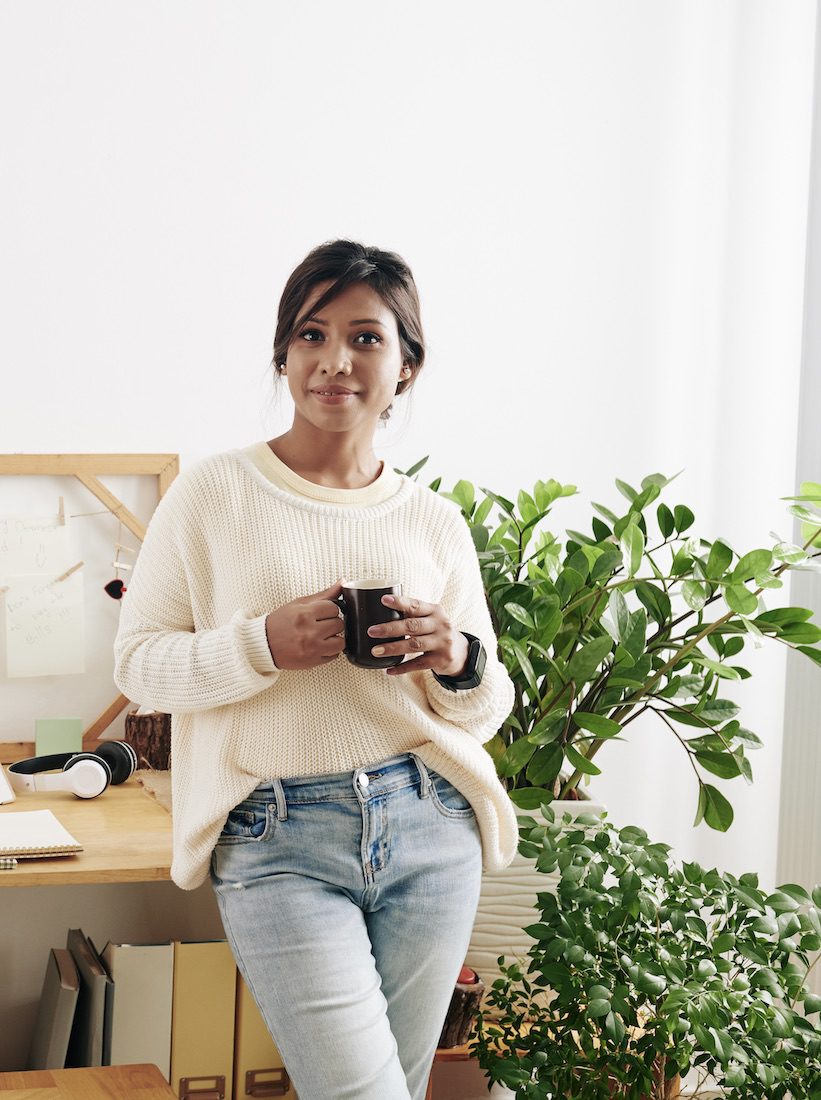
[312,391,356,404]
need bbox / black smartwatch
[432,632,487,691]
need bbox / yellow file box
[170,940,237,1100]
[233,975,296,1098]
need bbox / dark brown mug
[333,579,405,668]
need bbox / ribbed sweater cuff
[423,670,494,720]
[237,613,280,674]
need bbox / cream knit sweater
[113,443,519,890]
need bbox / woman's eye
[355,332,381,345]
[299,328,322,342]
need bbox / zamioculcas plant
[400,458,821,830]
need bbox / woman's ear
[397,364,412,390]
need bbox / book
[27,948,80,1069]
[0,809,82,858]
[65,928,114,1068]
[101,940,173,1080]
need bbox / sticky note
[35,718,83,756]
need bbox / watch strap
[432,632,486,691]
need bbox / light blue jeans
[209,752,483,1100]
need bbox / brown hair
[272,239,425,421]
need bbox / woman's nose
[320,343,353,373]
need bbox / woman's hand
[368,593,469,677]
[265,582,346,670]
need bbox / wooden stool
[0,1063,176,1099]
[425,1042,471,1100]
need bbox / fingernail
[382,595,394,604]
[372,646,385,656]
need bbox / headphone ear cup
[62,753,111,798]
[95,741,137,785]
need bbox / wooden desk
[0,778,172,887]
[0,1062,176,1098]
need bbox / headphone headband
[8,742,137,798]
[9,752,78,776]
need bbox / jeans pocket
[217,799,273,844]
[428,771,475,819]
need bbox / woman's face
[283,280,408,435]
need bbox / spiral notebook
[0,809,83,858]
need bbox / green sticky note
[35,718,83,756]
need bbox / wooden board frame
[0,454,179,763]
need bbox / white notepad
[0,809,83,858]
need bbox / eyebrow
[306,317,387,327]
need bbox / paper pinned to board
[0,514,71,574]
[4,571,85,677]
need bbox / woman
[113,239,518,1100]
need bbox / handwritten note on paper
[0,515,70,574]
[4,572,85,678]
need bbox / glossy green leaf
[565,743,602,776]
[657,503,675,538]
[402,455,429,478]
[508,786,553,809]
[698,698,740,724]
[724,584,759,616]
[498,736,536,777]
[688,656,741,680]
[780,622,821,644]
[573,712,621,739]
[566,635,613,683]
[609,589,630,642]
[756,606,814,626]
[615,479,638,503]
[505,602,536,630]
[699,784,734,831]
[526,744,564,786]
[674,504,695,533]
[732,549,773,582]
[621,609,647,664]
[505,637,539,699]
[772,541,806,564]
[695,751,743,779]
[473,496,493,526]
[797,645,821,667]
[450,480,475,514]
[682,580,708,611]
[635,581,671,626]
[620,523,645,578]
[706,540,733,578]
[478,487,516,518]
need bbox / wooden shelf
[0,1062,176,1097]
[0,777,172,887]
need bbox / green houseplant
[401,459,821,829]
[470,806,821,1099]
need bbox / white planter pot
[465,800,606,1007]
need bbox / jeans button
[357,772,370,789]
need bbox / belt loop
[272,778,288,820]
[410,753,430,798]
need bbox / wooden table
[0,1063,176,1098]
[0,778,172,887]
[426,1042,472,1100]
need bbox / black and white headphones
[8,741,138,799]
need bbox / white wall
[1,0,818,1074]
